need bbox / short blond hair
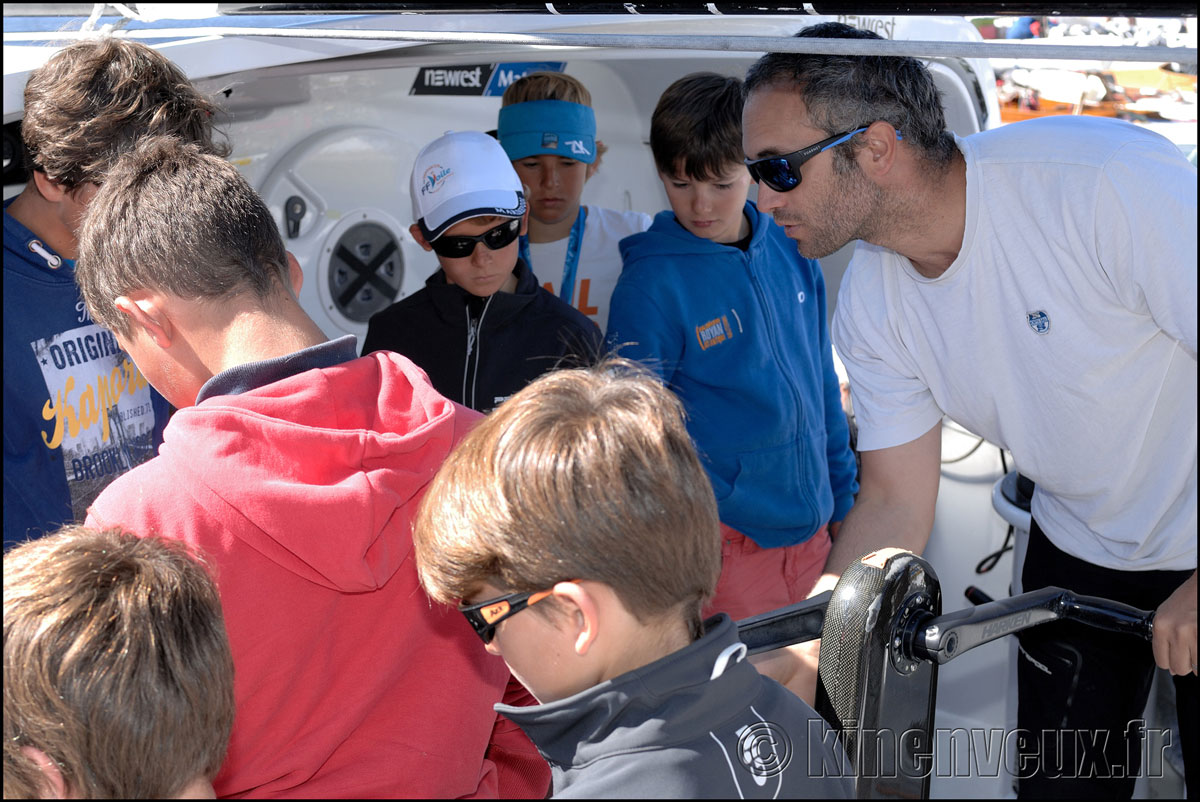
[501,71,593,106]
[412,358,721,636]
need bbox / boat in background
[981,16,1196,145]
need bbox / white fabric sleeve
[831,261,945,452]
[1094,139,1198,358]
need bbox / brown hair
[501,71,608,166]
[21,37,229,191]
[651,72,745,181]
[412,357,721,636]
[76,135,290,337]
[3,526,235,799]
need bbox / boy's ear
[285,251,304,296]
[409,223,434,252]
[19,745,68,799]
[519,209,530,236]
[552,581,600,656]
[31,170,68,204]
[113,293,173,349]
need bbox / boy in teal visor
[497,73,650,332]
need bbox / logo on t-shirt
[1026,310,1051,334]
[30,323,159,521]
[695,316,733,350]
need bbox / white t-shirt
[833,116,1196,572]
[527,206,652,332]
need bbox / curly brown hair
[21,37,229,190]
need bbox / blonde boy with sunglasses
[413,357,852,798]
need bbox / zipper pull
[466,318,478,358]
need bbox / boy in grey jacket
[412,357,853,798]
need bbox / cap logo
[565,139,591,156]
[541,132,558,149]
[421,164,453,195]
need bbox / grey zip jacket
[497,614,855,798]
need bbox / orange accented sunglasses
[458,581,578,644]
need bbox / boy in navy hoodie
[5,39,222,548]
[606,73,858,660]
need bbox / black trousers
[1016,519,1196,799]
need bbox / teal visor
[498,99,597,164]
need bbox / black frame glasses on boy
[430,216,522,258]
[744,125,904,193]
[458,581,578,644]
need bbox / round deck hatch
[327,221,403,322]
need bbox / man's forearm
[811,492,935,595]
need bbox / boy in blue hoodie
[606,72,858,626]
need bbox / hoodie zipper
[745,249,817,521]
[462,294,494,409]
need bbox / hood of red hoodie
[153,351,476,592]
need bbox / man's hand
[749,639,821,707]
[1152,570,1197,676]
[749,572,841,705]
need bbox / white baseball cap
[410,130,526,241]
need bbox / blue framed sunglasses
[745,126,902,193]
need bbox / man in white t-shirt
[741,21,1196,799]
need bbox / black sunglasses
[458,581,577,644]
[430,217,522,258]
[745,126,903,193]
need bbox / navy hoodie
[362,258,600,412]
[607,201,857,548]
[4,198,170,547]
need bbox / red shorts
[701,522,832,622]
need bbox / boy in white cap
[498,73,651,332]
[362,130,600,413]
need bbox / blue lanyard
[518,206,587,306]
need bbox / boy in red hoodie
[74,135,549,799]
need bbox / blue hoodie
[607,201,856,548]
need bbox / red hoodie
[87,351,548,798]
